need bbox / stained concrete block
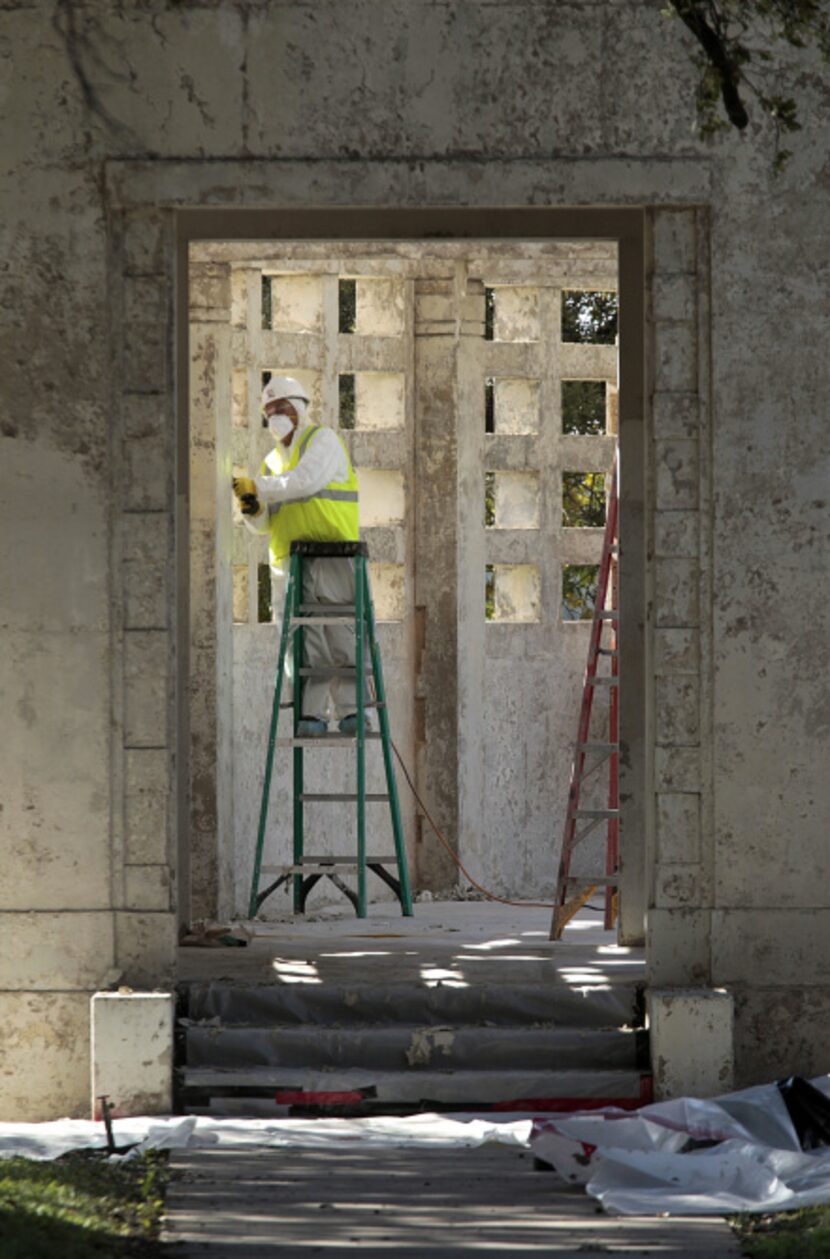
[124,631,169,747]
[125,750,171,865]
[655,558,700,627]
[190,263,232,313]
[656,792,701,865]
[123,514,170,630]
[652,392,699,440]
[115,912,177,988]
[653,322,697,393]
[711,910,830,987]
[655,747,701,792]
[123,396,174,513]
[123,210,169,277]
[646,908,710,986]
[0,912,117,990]
[655,440,699,511]
[91,992,174,1119]
[655,866,710,910]
[0,443,109,632]
[654,627,699,675]
[0,992,91,1121]
[648,989,733,1099]
[123,277,171,393]
[655,676,700,746]
[0,632,111,910]
[652,210,697,275]
[653,274,696,322]
[654,510,699,558]
[734,987,830,1087]
[125,865,171,912]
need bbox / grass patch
[0,1149,169,1258]
[734,1205,830,1257]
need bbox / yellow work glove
[232,476,263,518]
[232,476,257,499]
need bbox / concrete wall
[1,0,828,1116]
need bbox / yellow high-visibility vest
[260,425,359,564]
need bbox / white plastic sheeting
[531,1075,830,1215]
[7,1077,830,1217]
[0,1112,532,1162]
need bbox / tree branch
[672,1,750,129]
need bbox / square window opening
[339,373,356,429]
[257,563,272,623]
[261,276,272,330]
[561,291,618,345]
[484,471,495,527]
[339,278,357,334]
[562,380,607,435]
[487,564,541,623]
[485,377,495,433]
[562,564,600,621]
[562,472,607,528]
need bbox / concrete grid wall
[2,0,829,1117]
[188,243,618,914]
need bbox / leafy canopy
[664,0,830,169]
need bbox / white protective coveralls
[243,414,366,725]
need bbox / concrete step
[184,1024,648,1073]
[180,1065,650,1106]
[184,981,642,1030]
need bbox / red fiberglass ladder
[550,455,619,941]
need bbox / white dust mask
[268,412,295,441]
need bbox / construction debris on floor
[5,1076,830,1217]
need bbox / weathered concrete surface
[1,0,829,1116]
[162,1145,741,1256]
[649,989,734,1100]
[90,991,174,1119]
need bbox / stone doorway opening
[186,237,629,932]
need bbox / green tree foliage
[485,564,495,620]
[563,380,606,435]
[339,373,356,429]
[563,564,600,621]
[664,1,830,169]
[562,291,618,345]
[257,563,272,622]
[339,279,356,334]
[484,471,496,526]
[562,472,607,528]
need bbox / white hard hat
[261,375,311,410]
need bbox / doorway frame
[174,208,648,941]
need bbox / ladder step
[577,742,619,751]
[276,734,381,747]
[571,809,619,819]
[299,603,356,614]
[262,857,398,875]
[298,667,374,677]
[299,793,390,803]
[596,647,618,657]
[586,676,618,687]
[596,610,618,620]
[291,616,358,627]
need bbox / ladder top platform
[290,540,368,558]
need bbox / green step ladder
[248,540,414,920]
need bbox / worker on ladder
[232,375,366,737]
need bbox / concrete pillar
[648,988,734,1100]
[91,991,174,1119]
[413,266,463,890]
